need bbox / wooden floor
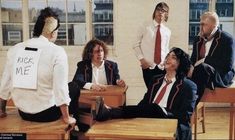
[193,107,230,140]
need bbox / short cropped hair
[82,38,108,61]
[201,11,220,27]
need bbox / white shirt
[133,20,171,69]
[83,61,107,89]
[205,27,218,56]
[0,35,71,114]
[152,77,176,108]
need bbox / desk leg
[229,103,234,139]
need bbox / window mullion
[86,0,92,42]
[22,0,29,41]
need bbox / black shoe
[95,97,111,121]
[207,81,215,90]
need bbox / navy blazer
[138,74,197,140]
[73,60,120,88]
[191,29,235,87]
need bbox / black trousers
[191,63,215,105]
[19,81,81,123]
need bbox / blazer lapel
[149,76,164,103]
[84,62,92,82]
[166,79,183,110]
[207,29,221,57]
[104,61,113,85]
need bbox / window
[1,0,23,46]
[0,0,114,47]
[92,0,113,45]
[188,0,234,45]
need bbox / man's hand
[91,84,106,91]
[140,58,151,69]
[116,79,126,87]
[63,116,76,132]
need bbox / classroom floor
[193,107,230,140]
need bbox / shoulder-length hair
[82,38,109,61]
[152,2,169,22]
[169,47,191,79]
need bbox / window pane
[189,0,209,44]
[216,0,233,17]
[67,0,87,45]
[92,0,113,45]
[1,0,22,23]
[67,0,86,22]
[29,0,46,23]
[48,0,66,23]
[68,23,86,45]
[55,24,66,45]
[2,25,22,45]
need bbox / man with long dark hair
[96,47,197,140]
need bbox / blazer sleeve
[72,61,89,88]
[112,62,121,84]
[168,79,197,124]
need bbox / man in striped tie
[96,47,197,140]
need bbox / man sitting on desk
[96,47,197,140]
[188,11,235,104]
[72,38,126,91]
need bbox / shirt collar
[92,60,105,69]
[153,20,162,27]
[39,35,49,42]
[164,76,176,84]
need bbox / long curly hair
[82,38,108,61]
[169,47,191,79]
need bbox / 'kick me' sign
[13,48,41,89]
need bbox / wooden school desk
[0,108,69,140]
[201,82,235,139]
[86,118,177,140]
[80,85,128,107]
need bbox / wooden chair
[191,102,206,140]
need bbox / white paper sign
[13,48,41,89]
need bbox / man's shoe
[95,97,111,121]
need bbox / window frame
[0,0,115,49]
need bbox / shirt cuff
[83,83,93,90]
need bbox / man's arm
[0,98,7,118]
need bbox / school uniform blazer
[191,29,235,87]
[138,74,197,140]
[72,60,120,88]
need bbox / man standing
[189,11,235,104]
[133,2,171,88]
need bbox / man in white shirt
[133,2,171,88]
[72,38,126,91]
[0,7,76,131]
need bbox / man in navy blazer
[74,59,121,88]
[72,39,126,91]
[96,48,197,140]
[188,11,235,104]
